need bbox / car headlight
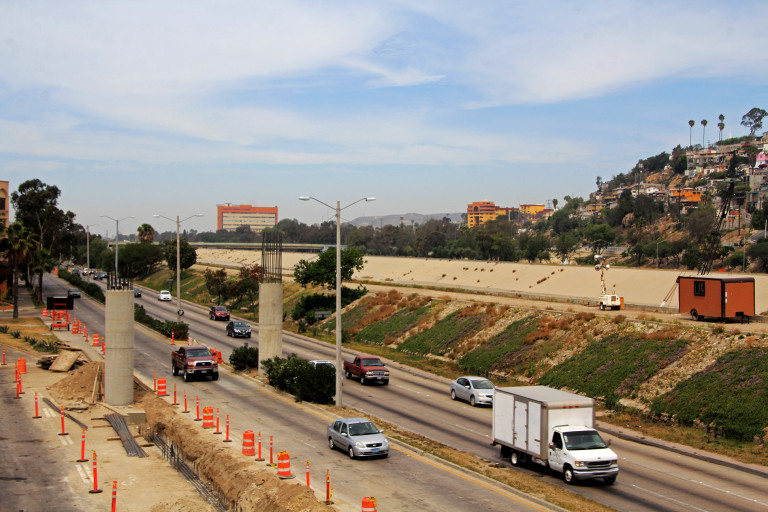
[574,461,586,467]
[355,441,365,448]
[384,371,390,376]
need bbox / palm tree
[30,248,56,302]
[718,114,725,141]
[137,223,155,244]
[688,120,695,147]
[701,119,708,147]
[1,222,38,318]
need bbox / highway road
[51,276,768,512]
[46,277,554,512]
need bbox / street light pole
[154,213,203,323]
[100,215,135,279]
[300,195,375,407]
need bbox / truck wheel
[212,373,219,381]
[604,476,616,485]
[563,465,575,484]
[183,369,192,382]
[360,375,366,385]
[469,395,476,407]
[510,450,523,466]
[599,303,605,310]
[172,363,178,376]
[691,309,701,321]
[345,369,352,379]
[382,379,389,386]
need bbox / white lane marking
[631,483,709,512]
[43,408,54,418]
[75,463,91,484]
[58,435,73,446]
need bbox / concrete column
[105,290,135,406]
[258,282,283,367]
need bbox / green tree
[204,268,228,304]
[118,242,163,277]
[748,240,768,272]
[293,248,365,290]
[701,119,708,147]
[741,107,768,137]
[30,248,56,302]
[1,222,38,318]
[10,179,78,260]
[688,119,695,147]
[162,238,197,275]
[554,232,579,262]
[683,204,716,242]
[137,224,155,243]
[583,223,616,253]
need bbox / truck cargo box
[677,276,754,321]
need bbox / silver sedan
[450,376,495,406]
[327,418,389,459]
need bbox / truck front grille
[587,460,613,469]
[194,361,212,368]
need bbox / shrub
[134,305,189,340]
[10,330,20,338]
[261,355,334,404]
[0,325,9,333]
[57,269,105,303]
[291,286,367,325]
[229,343,259,371]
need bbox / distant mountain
[350,212,464,227]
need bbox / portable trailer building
[677,275,755,322]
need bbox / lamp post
[86,224,100,277]
[299,196,375,407]
[100,215,135,279]
[154,213,203,323]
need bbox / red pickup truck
[171,345,219,382]
[344,355,390,385]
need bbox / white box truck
[492,386,618,484]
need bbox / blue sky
[1,0,767,237]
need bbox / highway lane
[47,278,557,512]
[54,277,768,512]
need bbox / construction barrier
[156,378,168,397]
[17,357,26,374]
[92,333,100,347]
[2,347,6,365]
[276,451,295,479]
[242,430,255,456]
[42,308,48,317]
[111,481,117,512]
[202,406,214,428]
[59,405,68,436]
[213,408,222,434]
[33,392,41,418]
[89,452,103,494]
[255,431,264,461]
[77,428,88,462]
[362,497,377,512]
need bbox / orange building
[466,201,517,228]
[669,188,702,204]
[216,204,278,233]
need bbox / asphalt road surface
[42,276,768,512]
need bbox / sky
[2,0,767,237]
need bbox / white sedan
[158,290,172,301]
[450,376,495,406]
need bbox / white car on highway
[158,290,172,301]
[450,376,495,406]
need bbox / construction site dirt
[0,343,336,512]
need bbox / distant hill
[350,212,464,227]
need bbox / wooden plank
[48,349,82,372]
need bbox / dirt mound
[141,394,332,512]
[47,361,102,402]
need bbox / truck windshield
[348,422,380,436]
[361,358,383,366]
[562,431,607,450]
[186,349,211,358]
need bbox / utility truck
[492,386,618,484]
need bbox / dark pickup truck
[171,345,219,382]
[344,355,390,385]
